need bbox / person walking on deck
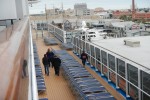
[52,55,61,76]
[42,54,49,76]
[46,48,54,68]
[80,51,88,67]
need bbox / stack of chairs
[53,50,116,100]
[60,43,73,50]
[43,37,58,45]
[33,42,46,94]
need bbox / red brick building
[112,0,150,21]
[113,11,131,18]
[132,0,150,21]
[133,13,150,20]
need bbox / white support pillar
[115,58,119,89]
[138,69,141,100]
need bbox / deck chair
[61,43,73,50]
[39,98,48,100]
[82,87,106,94]
[86,92,112,99]
[44,37,58,45]
[38,84,46,93]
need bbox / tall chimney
[132,0,135,13]
[132,0,135,20]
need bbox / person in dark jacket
[22,59,27,78]
[42,54,49,76]
[46,48,54,68]
[52,55,61,76]
[80,51,88,67]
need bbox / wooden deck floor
[33,29,125,100]
[33,30,76,100]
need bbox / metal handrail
[28,22,38,100]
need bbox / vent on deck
[124,39,140,47]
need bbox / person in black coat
[42,54,49,76]
[46,48,54,68]
[52,55,61,76]
[80,51,88,67]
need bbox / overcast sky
[29,0,150,14]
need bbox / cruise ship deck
[31,29,124,100]
[32,29,76,100]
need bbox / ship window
[86,43,90,54]
[90,45,95,57]
[83,40,85,49]
[74,37,76,45]
[90,45,95,65]
[79,39,81,48]
[95,47,101,70]
[141,71,150,95]
[102,50,108,77]
[101,50,107,66]
[76,38,79,47]
[95,47,100,61]
[108,54,115,71]
[141,90,150,100]
[128,84,138,99]
[117,59,125,78]
[127,64,138,86]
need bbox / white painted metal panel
[16,0,23,19]
[0,0,17,20]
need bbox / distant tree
[119,15,132,21]
[141,18,146,23]
[135,18,146,24]
[119,15,127,21]
[127,15,132,21]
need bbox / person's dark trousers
[46,65,49,75]
[44,65,47,74]
[54,66,57,75]
[49,58,53,68]
[56,66,60,76]
[48,59,51,67]
[44,65,49,76]
[23,66,26,77]
[82,60,86,66]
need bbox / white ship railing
[28,23,38,100]
[48,23,66,43]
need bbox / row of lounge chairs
[33,43,48,100]
[52,50,116,100]
[43,37,58,45]
[43,36,73,50]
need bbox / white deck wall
[0,0,28,20]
